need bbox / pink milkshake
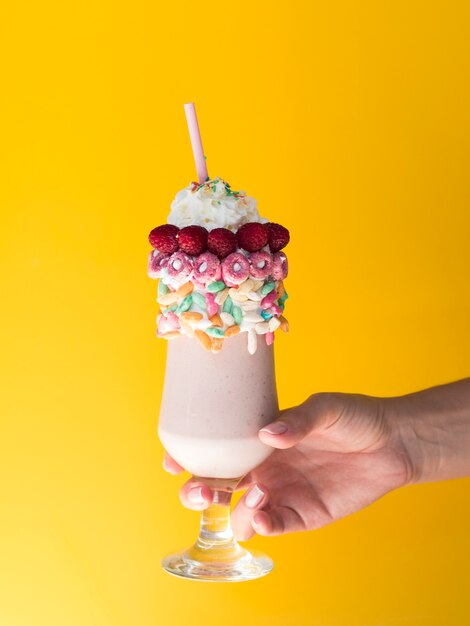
[148,103,290,581]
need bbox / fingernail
[187,487,206,506]
[245,485,265,509]
[260,421,288,435]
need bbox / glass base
[162,545,273,582]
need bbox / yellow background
[1,0,469,624]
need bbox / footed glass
[158,334,278,582]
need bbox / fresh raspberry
[207,228,237,258]
[266,222,290,252]
[177,225,208,256]
[236,222,268,252]
[148,224,179,253]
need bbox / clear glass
[158,333,279,581]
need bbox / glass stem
[193,478,242,555]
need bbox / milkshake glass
[149,104,290,581]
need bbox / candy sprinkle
[206,327,224,338]
[260,281,276,296]
[192,291,207,310]
[194,329,212,351]
[176,295,193,314]
[232,305,243,326]
[222,296,233,315]
[158,280,169,296]
[207,280,226,293]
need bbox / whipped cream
[167,177,264,231]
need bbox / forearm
[390,378,470,483]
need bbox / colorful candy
[221,252,250,285]
[249,251,272,280]
[193,252,222,285]
[271,252,288,280]
[167,252,194,280]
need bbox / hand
[164,392,415,539]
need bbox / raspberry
[236,222,268,252]
[267,222,290,252]
[207,228,237,258]
[177,225,208,256]
[148,224,179,253]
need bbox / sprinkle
[229,288,248,302]
[206,327,224,338]
[265,331,275,345]
[268,316,281,332]
[279,316,289,332]
[222,296,233,314]
[177,282,194,297]
[158,280,169,296]
[209,313,223,327]
[207,280,226,293]
[176,295,193,314]
[238,278,254,294]
[260,309,274,321]
[243,312,264,323]
[158,291,180,306]
[211,338,224,353]
[215,287,229,305]
[179,318,196,337]
[270,304,283,316]
[255,322,270,334]
[277,281,285,298]
[205,292,219,318]
[192,291,207,310]
[250,279,264,291]
[240,301,259,311]
[247,329,257,355]
[260,281,276,296]
[180,311,203,322]
[232,305,243,326]
[220,312,235,326]
[224,325,240,337]
[194,329,212,351]
[246,290,262,301]
[161,330,181,340]
[166,311,181,329]
[260,290,278,309]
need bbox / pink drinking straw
[184,102,209,183]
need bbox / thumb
[259,392,341,449]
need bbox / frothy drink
[159,333,278,478]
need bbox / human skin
[163,379,470,540]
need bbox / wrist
[386,380,470,484]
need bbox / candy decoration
[167,252,194,280]
[271,252,288,280]
[260,281,276,296]
[194,329,212,351]
[249,251,273,280]
[221,252,250,285]
[166,311,181,329]
[224,325,240,337]
[222,296,233,314]
[177,282,194,297]
[206,280,226,293]
[215,287,229,305]
[205,292,219,318]
[180,311,203,322]
[206,327,224,338]
[265,331,275,345]
[176,295,193,314]
[209,313,223,327]
[247,329,257,355]
[192,291,207,310]
[260,290,278,310]
[193,252,222,285]
[148,251,170,278]
[232,305,243,326]
[158,280,169,296]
